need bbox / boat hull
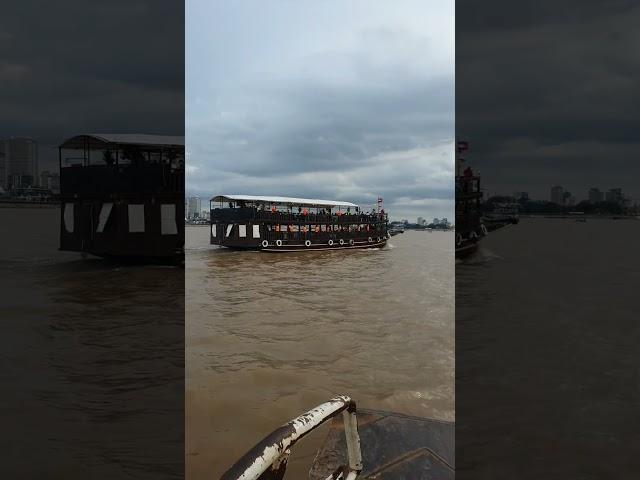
[455,236,481,258]
[261,239,386,252]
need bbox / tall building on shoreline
[187,196,202,219]
[2,137,38,190]
[550,186,564,204]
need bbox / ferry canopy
[211,194,358,209]
[60,134,185,149]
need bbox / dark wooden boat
[210,195,389,252]
[455,141,487,258]
[58,134,184,262]
[220,395,454,480]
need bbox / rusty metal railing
[220,395,362,480]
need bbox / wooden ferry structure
[59,134,184,261]
[210,195,389,252]
[455,141,487,258]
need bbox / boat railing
[220,395,362,480]
[211,208,388,224]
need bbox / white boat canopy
[211,194,358,209]
[60,134,184,149]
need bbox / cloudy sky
[187,0,454,221]
[0,1,184,171]
[456,0,640,204]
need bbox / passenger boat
[209,195,389,252]
[220,395,454,480]
[58,134,184,262]
[484,202,519,225]
[455,141,487,258]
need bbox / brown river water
[0,207,183,479]
[186,226,454,479]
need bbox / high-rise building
[417,217,425,226]
[550,186,564,204]
[588,187,603,203]
[187,196,202,219]
[606,188,623,204]
[39,170,61,194]
[3,137,38,189]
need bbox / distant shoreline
[0,201,58,209]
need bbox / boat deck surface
[309,409,454,480]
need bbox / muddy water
[186,227,454,479]
[0,207,183,478]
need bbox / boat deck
[309,409,454,479]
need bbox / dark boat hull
[455,239,479,258]
[262,239,386,252]
[310,408,454,480]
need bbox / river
[186,227,454,478]
[456,217,640,478]
[0,207,184,479]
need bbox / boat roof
[211,194,358,208]
[60,134,184,149]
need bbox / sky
[0,1,184,171]
[186,0,454,222]
[456,0,640,204]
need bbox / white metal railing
[220,395,362,480]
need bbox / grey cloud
[0,0,184,169]
[457,0,640,201]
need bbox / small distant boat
[389,225,405,236]
[484,202,519,225]
[220,395,454,480]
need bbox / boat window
[63,203,74,233]
[238,224,247,238]
[128,204,145,233]
[226,224,233,237]
[212,224,218,237]
[96,202,113,233]
[252,225,260,238]
[160,204,178,235]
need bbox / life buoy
[456,234,462,246]
[470,231,478,239]
[481,224,488,236]
[261,240,269,248]
[328,239,334,246]
[339,239,345,246]
[377,237,381,243]
[368,237,372,243]
[305,240,311,247]
[276,239,282,247]
[349,239,354,246]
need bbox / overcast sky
[0,1,184,171]
[187,0,454,221]
[456,0,640,204]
